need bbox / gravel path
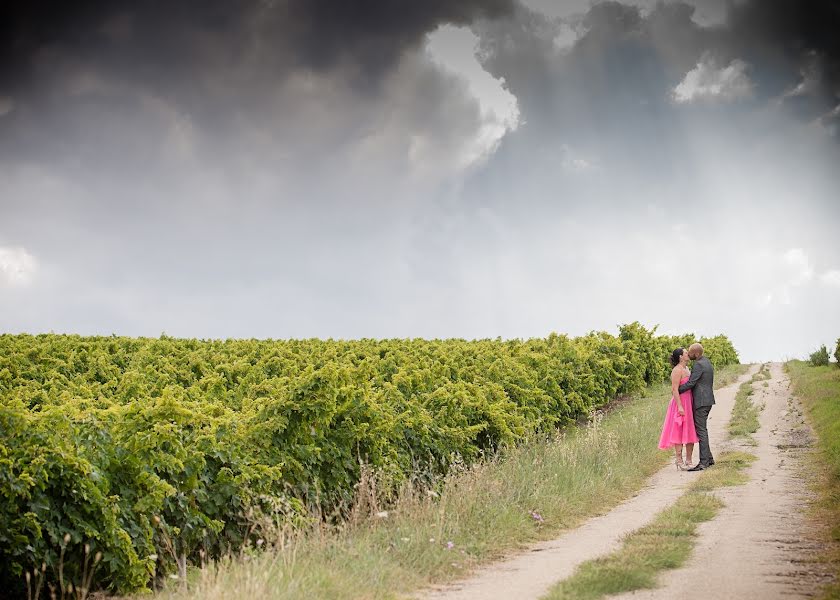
[415,366,759,600]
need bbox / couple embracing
[658,343,715,472]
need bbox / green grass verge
[786,361,840,600]
[135,364,748,600]
[750,363,772,382]
[541,451,757,600]
[727,363,769,442]
[715,363,751,388]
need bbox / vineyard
[0,324,738,595]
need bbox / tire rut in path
[414,366,759,600]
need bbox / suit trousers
[693,405,713,466]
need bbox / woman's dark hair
[670,348,685,367]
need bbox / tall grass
[786,361,840,600]
[130,364,746,600]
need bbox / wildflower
[530,510,544,523]
[446,541,455,550]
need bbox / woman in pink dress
[658,348,699,470]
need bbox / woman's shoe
[674,458,686,471]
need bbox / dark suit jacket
[678,355,716,407]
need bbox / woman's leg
[674,444,684,468]
[685,442,694,465]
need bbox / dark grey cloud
[722,1,840,121]
[0,0,515,88]
[0,0,514,172]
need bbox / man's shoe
[687,463,707,472]
[708,460,715,466]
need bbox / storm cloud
[1,0,839,362]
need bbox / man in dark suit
[678,343,715,471]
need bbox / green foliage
[0,326,739,594]
[834,338,840,367]
[697,334,739,369]
[811,345,831,367]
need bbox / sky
[1,0,839,363]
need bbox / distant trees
[809,344,831,367]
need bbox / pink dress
[658,376,699,448]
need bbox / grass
[541,451,757,600]
[786,361,840,600]
[128,364,748,600]
[751,363,772,382]
[715,362,751,388]
[727,364,768,442]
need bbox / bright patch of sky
[0,246,38,287]
[426,25,520,166]
[673,57,753,103]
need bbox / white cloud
[781,62,821,101]
[553,22,580,52]
[0,247,38,287]
[756,293,774,308]
[820,269,840,288]
[782,247,814,285]
[559,145,597,172]
[564,157,592,172]
[821,103,840,137]
[673,57,753,103]
[755,249,837,309]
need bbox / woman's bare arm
[671,367,684,415]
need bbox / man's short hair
[689,343,704,358]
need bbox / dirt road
[611,362,829,600]
[417,365,775,600]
